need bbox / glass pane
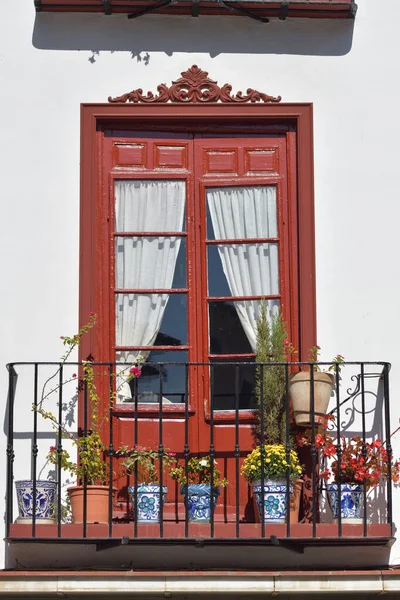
[207,245,231,297]
[115,180,186,233]
[171,240,186,288]
[118,350,188,404]
[211,359,256,410]
[206,186,277,240]
[115,237,186,289]
[207,243,279,297]
[209,299,280,355]
[116,293,187,347]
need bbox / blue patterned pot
[15,480,57,523]
[327,483,363,522]
[180,484,220,523]
[252,479,292,523]
[128,484,167,523]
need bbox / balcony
[5,360,394,570]
[35,0,357,20]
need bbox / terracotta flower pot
[289,371,334,426]
[68,485,115,524]
[290,478,303,522]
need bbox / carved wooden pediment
[108,65,281,104]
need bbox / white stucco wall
[1,0,400,571]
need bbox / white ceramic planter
[15,480,57,524]
[327,483,364,524]
[251,479,292,524]
[128,484,167,523]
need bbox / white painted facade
[1,0,400,580]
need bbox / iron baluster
[285,364,290,538]
[133,375,138,539]
[234,364,240,539]
[158,364,164,539]
[32,364,38,539]
[360,363,367,537]
[260,364,265,538]
[82,373,88,538]
[335,363,342,538]
[57,365,63,538]
[383,363,393,526]
[108,363,114,538]
[209,363,215,539]
[6,365,16,538]
[310,364,317,538]
[184,364,189,538]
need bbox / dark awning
[35,0,357,20]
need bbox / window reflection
[209,301,253,355]
[126,351,188,404]
[211,359,256,410]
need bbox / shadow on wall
[32,12,355,60]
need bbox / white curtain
[115,180,185,400]
[207,186,280,352]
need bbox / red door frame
[79,102,317,366]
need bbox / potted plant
[14,316,97,525]
[287,344,345,427]
[170,456,228,523]
[253,306,303,521]
[241,445,303,523]
[254,304,288,445]
[32,314,142,524]
[297,419,400,522]
[46,414,110,524]
[117,445,176,523]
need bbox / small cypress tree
[255,303,288,445]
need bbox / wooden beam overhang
[35,0,357,20]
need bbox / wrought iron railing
[5,360,394,545]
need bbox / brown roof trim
[0,569,399,577]
[36,0,357,19]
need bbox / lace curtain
[207,186,280,352]
[115,180,185,400]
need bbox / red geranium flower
[129,366,142,378]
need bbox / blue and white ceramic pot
[252,479,292,524]
[128,484,167,523]
[327,483,363,522]
[15,480,57,523]
[181,484,220,522]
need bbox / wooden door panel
[109,131,192,172]
[98,131,296,522]
[113,416,190,505]
[244,147,281,175]
[192,134,291,519]
[193,134,290,431]
[102,132,199,514]
[196,134,286,179]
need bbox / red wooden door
[192,134,292,514]
[96,130,296,518]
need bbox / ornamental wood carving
[108,65,281,104]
